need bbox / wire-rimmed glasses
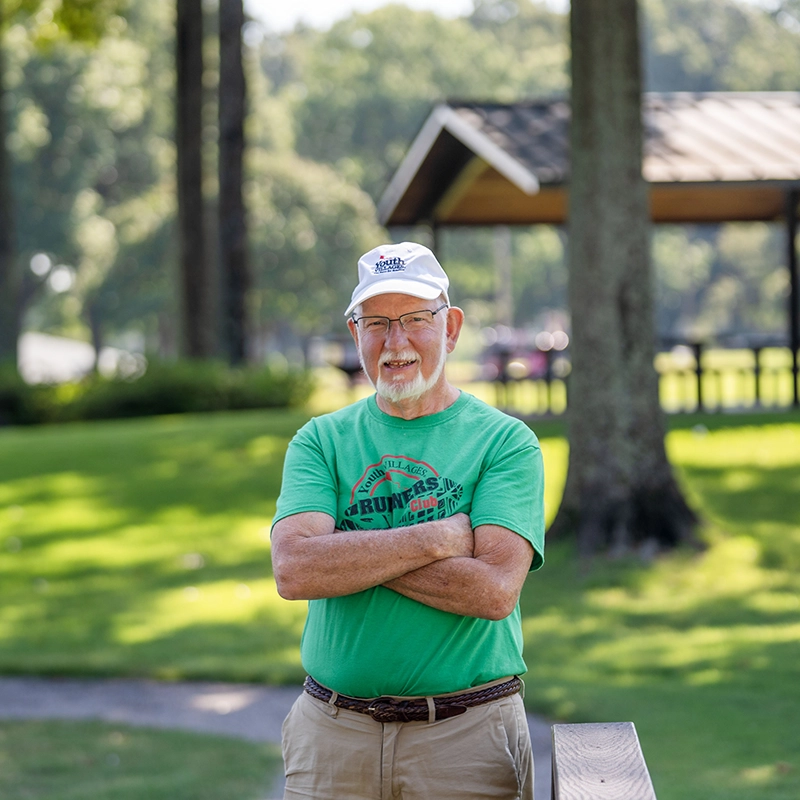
[351,303,449,336]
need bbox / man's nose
[384,319,410,346]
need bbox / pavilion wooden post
[432,223,441,258]
[788,189,799,408]
[494,226,514,327]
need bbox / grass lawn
[0,410,309,682]
[0,719,282,800]
[523,412,800,800]
[1,406,799,799]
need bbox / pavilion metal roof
[378,92,800,227]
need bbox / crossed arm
[270,512,534,620]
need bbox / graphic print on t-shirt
[339,454,464,530]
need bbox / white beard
[359,327,448,404]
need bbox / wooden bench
[551,722,657,799]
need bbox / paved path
[0,676,553,799]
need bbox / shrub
[0,360,314,425]
[0,365,60,426]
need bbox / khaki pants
[281,687,534,800]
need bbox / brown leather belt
[303,675,522,723]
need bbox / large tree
[176,0,213,358]
[218,0,248,365]
[549,0,698,556]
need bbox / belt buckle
[367,697,412,723]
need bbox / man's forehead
[360,293,438,314]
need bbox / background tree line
[2,0,799,368]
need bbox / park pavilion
[377,92,800,407]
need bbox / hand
[440,512,474,559]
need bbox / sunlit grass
[538,435,568,525]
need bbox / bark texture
[218,0,249,365]
[549,0,699,556]
[176,0,214,358]
[0,12,19,367]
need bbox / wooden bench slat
[551,722,657,800]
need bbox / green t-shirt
[273,391,545,697]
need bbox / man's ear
[347,318,360,349]
[445,306,465,354]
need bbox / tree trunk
[549,0,699,557]
[0,11,20,368]
[176,0,214,358]
[218,0,249,365]
[87,300,103,374]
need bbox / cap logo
[374,255,406,274]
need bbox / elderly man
[271,242,545,800]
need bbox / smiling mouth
[380,349,419,370]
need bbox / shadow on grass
[0,719,283,800]
[677,462,800,569]
[0,589,307,683]
[520,537,800,800]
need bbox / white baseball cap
[344,242,450,317]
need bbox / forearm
[382,557,519,620]
[271,513,473,600]
[383,524,534,620]
[275,527,441,599]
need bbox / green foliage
[0,362,313,425]
[51,0,129,43]
[0,720,282,800]
[436,226,567,330]
[9,0,177,350]
[262,1,568,198]
[7,0,129,43]
[246,150,385,339]
[511,227,567,327]
[643,0,800,91]
[653,224,787,341]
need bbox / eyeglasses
[352,303,449,336]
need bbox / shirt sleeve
[469,424,545,571]
[272,420,339,529]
